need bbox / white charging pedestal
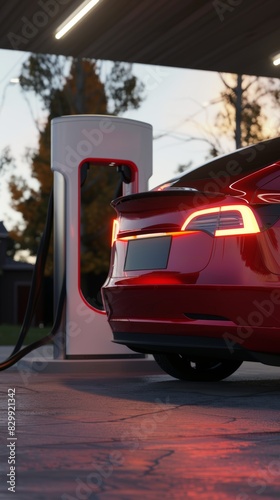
[51,115,153,358]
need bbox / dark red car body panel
[102,138,280,365]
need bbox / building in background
[0,221,49,325]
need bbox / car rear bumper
[102,283,280,356]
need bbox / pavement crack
[90,406,174,425]
[14,386,41,393]
[142,450,174,477]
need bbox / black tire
[153,353,242,381]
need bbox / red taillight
[181,205,260,236]
[111,219,119,246]
[112,205,260,244]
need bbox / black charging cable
[0,189,66,371]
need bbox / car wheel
[153,353,242,381]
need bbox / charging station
[51,115,153,359]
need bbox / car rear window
[172,137,280,187]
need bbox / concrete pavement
[0,349,280,499]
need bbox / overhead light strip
[55,0,100,40]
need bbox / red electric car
[102,137,280,380]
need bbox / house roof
[3,256,34,271]
[0,221,33,270]
[0,221,8,238]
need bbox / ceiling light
[55,0,100,40]
[272,53,280,66]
